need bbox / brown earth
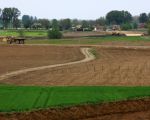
[0,99,150,120]
[63,31,109,38]
[0,45,84,75]
[2,46,150,86]
[0,45,150,120]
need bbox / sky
[0,0,150,20]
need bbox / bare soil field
[2,46,150,86]
[0,45,150,120]
[0,99,150,120]
[63,31,109,38]
[0,45,84,75]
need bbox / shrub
[47,30,62,39]
[121,23,132,30]
[18,29,25,37]
[133,22,138,29]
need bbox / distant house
[93,25,106,32]
[72,25,83,31]
[112,25,121,31]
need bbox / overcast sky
[0,0,150,20]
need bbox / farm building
[93,25,106,31]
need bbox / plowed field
[2,46,150,86]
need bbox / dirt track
[0,99,150,120]
[0,47,95,81]
[0,45,150,120]
[2,45,150,86]
[0,45,84,75]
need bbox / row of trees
[0,8,20,28]
[0,8,150,30]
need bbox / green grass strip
[0,85,150,112]
[26,36,150,45]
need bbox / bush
[18,29,25,37]
[133,22,138,29]
[121,23,132,30]
[47,30,62,39]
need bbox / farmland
[25,36,150,45]
[1,46,150,86]
[0,1,150,119]
[0,41,150,119]
[0,86,150,112]
[0,30,47,37]
[0,45,84,75]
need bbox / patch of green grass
[0,85,150,112]
[0,30,47,37]
[26,36,150,45]
[90,48,99,58]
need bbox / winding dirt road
[0,48,95,81]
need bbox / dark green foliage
[133,22,138,29]
[96,17,106,26]
[147,21,150,35]
[106,10,132,25]
[148,13,150,20]
[59,19,71,30]
[22,15,33,29]
[13,19,21,29]
[139,13,149,23]
[38,19,50,29]
[18,29,25,37]
[47,30,62,39]
[121,23,132,30]
[51,19,59,30]
[1,8,20,28]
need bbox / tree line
[0,7,150,31]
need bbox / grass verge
[0,85,150,112]
[26,36,150,45]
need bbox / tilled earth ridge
[0,99,150,120]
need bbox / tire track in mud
[0,48,95,81]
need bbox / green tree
[1,8,20,29]
[96,17,106,26]
[148,13,150,19]
[148,21,150,35]
[139,13,148,23]
[133,22,138,29]
[51,19,59,30]
[81,20,89,28]
[32,22,42,29]
[38,19,50,29]
[0,9,2,27]
[121,23,132,30]
[0,8,2,19]
[13,18,21,29]
[2,8,13,28]
[22,15,33,28]
[106,10,132,25]
[72,19,80,26]
[11,8,21,28]
[18,29,25,37]
[47,30,62,39]
[59,19,71,30]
